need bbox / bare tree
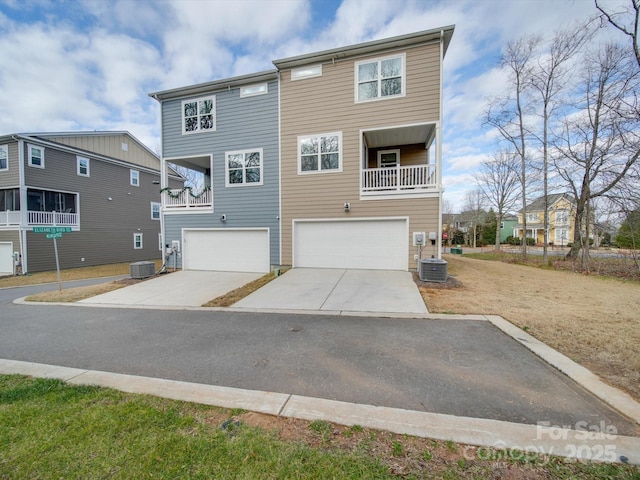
[485,36,540,259]
[596,0,640,69]
[552,43,640,266]
[476,149,521,250]
[529,25,591,261]
[461,190,485,248]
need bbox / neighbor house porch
[0,188,79,227]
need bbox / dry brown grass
[0,259,163,288]
[420,255,640,401]
[24,282,126,303]
[202,271,281,307]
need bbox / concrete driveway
[79,270,263,307]
[234,268,428,314]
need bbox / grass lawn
[1,375,638,479]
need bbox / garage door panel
[0,243,14,276]
[294,219,407,270]
[183,229,269,273]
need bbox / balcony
[0,210,79,227]
[361,165,437,195]
[163,187,212,209]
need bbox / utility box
[130,261,155,279]
[450,247,463,254]
[419,258,448,283]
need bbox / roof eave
[149,69,279,101]
[273,25,455,70]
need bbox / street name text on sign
[32,227,72,234]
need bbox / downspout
[276,69,282,267]
[436,30,444,260]
[14,136,27,273]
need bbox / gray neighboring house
[149,70,280,273]
[0,131,183,275]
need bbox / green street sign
[46,233,63,239]
[32,227,72,234]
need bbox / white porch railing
[361,165,437,194]
[28,211,78,226]
[0,210,21,226]
[163,188,212,209]
[1,210,79,226]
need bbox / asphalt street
[1,283,638,436]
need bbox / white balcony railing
[163,188,212,209]
[0,210,21,226]
[28,211,79,226]
[361,165,437,194]
[1,210,79,226]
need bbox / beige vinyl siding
[41,133,160,170]
[280,42,442,268]
[0,142,20,188]
[0,230,21,257]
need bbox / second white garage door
[183,228,270,273]
[293,218,408,270]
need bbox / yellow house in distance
[514,193,576,246]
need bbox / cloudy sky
[0,0,629,210]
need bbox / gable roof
[522,193,576,212]
[273,25,455,70]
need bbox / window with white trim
[151,202,161,220]
[0,145,7,171]
[77,156,89,177]
[226,148,263,186]
[298,133,342,174]
[555,210,569,224]
[133,233,143,249]
[526,213,538,223]
[182,96,216,134]
[555,228,568,244]
[291,64,322,80]
[355,53,405,102]
[240,83,267,97]
[28,144,44,168]
[130,169,139,187]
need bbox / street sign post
[32,225,72,291]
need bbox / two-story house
[0,131,182,275]
[515,193,577,246]
[274,27,453,270]
[149,70,280,273]
[149,26,453,273]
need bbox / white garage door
[0,242,14,276]
[294,218,408,270]
[182,229,270,273]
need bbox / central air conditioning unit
[419,258,448,283]
[130,261,155,279]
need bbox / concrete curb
[0,358,637,465]
[485,315,640,426]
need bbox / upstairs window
[0,145,7,170]
[555,210,569,224]
[526,213,538,223]
[28,144,44,168]
[182,96,216,134]
[130,169,139,186]
[298,132,342,174]
[240,83,268,97]
[355,53,405,102]
[151,202,160,220]
[77,156,90,177]
[226,149,263,186]
[291,64,322,81]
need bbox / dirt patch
[419,255,640,401]
[202,270,283,307]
